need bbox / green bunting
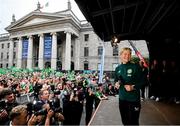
[0,68,6,75]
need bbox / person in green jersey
[114,47,143,125]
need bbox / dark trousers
[141,85,146,98]
[119,99,141,125]
[85,105,93,125]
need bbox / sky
[0,0,85,34]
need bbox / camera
[48,98,61,113]
[50,85,55,92]
[49,84,60,96]
[0,100,6,112]
[33,83,42,99]
[27,102,47,116]
[50,84,61,95]
[62,77,67,82]
[11,83,18,89]
[11,84,20,97]
[53,90,61,95]
[34,108,47,116]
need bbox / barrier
[16,92,34,104]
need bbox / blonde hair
[10,105,27,120]
[119,47,132,55]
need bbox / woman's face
[120,50,131,64]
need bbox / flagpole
[128,40,148,68]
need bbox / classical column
[74,38,80,70]
[51,32,57,70]
[17,37,22,68]
[64,31,71,70]
[8,39,14,67]
[27,35,33,69]
[38,34,44,69]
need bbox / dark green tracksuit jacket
[114,62,143,102]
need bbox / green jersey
[114,62,143,102]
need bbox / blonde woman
[114,47,143,125]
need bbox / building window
[84,47,89,57]
[57,46,62,59]
[6,63,8,68]
[1,53,3,59]
[7,43,10,48]
[0,64,2,68]
[14,42,16,48]
[98,46,103,56]
[13,52,16,59]
[84,34,89,41]
[113,46,119,56]
[84,61,89,70]
[71,45,73,57]
[7,52,9,59]
[1,44,4,49]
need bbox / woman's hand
[124,85,135,91]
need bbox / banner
[22,39,28,59]
[98,45,105,84]
[44,36,52,58]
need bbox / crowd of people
[0,57,179,125]
[149,59,180,104]
[0,69,115,126]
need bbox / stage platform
[88,96,180,125]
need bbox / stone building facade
[0,2,149,71]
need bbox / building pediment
[21,17,52,26]
[6,11,68,31]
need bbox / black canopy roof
[75,0,180,42]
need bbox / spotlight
[111,35,120,47]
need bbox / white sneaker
[150,96,155,100]
[155,97,159,102]
[175,101,180,104]
[141,97,144,101]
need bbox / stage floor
[88,96,180,125]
